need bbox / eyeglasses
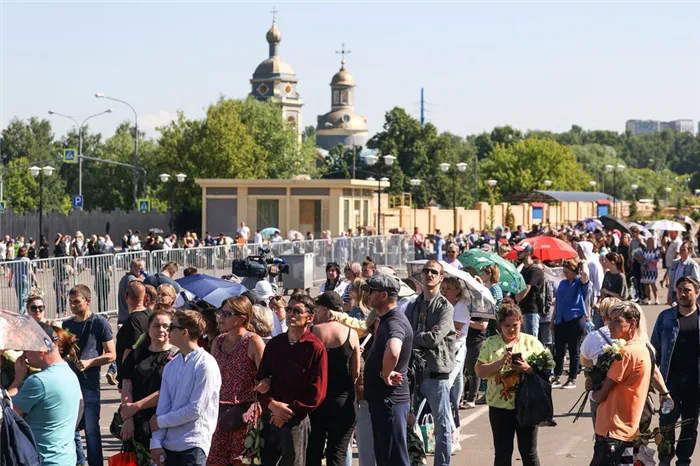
[216,308,244,318]
[29,305,45,312]
[422,268,440,276]
[168,324,185,332]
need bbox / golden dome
[266,23,282,44]
[331,61,355,87]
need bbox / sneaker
[451,441,462,454]
[562,380,577,389]
[106,372,117,386]
[475,394,487,405]
[551,378,563,388]
[463,400,476,409]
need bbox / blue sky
[1,1,699,141]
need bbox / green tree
[0,117,58,165]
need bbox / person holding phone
[475,299,545,466]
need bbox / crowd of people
[3,217,700,466]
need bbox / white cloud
[140,110,176,135]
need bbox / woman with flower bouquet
[475,299,550,466]
[589,302,654,466]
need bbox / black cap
[37,321,59,343]
[361,274,401,295]
[315,291,343,312]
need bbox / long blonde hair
[352,278,371,316]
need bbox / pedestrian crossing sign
[138,199,150,213]
[63,148,78,164]
[0,201,5,214]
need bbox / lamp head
[410,179,421,187]
[439,163,450,173]
[365,154,377,166]
[383,155,396,167]
[175,173,187,183]
[367,176,376,181]
[617,163,625,172]
[380,177,389,182]
[42,166,55,177]
[605,164,614,172]
[665,187,672,193]
[631,184,638,191]
[30,166,41,178]
[456,162,468,172]
[544,180,552,188]
[159,173,170,183]
[106,108,113,113]
[487,179,497,188]
[589,181,597,187]
[48,110,54,115]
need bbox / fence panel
[80,254,116,316]
[150,249,187,280]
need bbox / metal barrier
[0,235,413,318]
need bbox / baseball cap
[254,281,275,300]
[361,274,401,295]
[315,291,344,312]
[513,241,535,255]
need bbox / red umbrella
[506,236,577,262]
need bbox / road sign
[138,199,150,213]
[0,201,6,214]
[63,148,78,164]
[72,195,84,209]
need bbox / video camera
[232,248,289,279]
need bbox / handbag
[110,408,124,439]
[107,450,137,466]
[419,414,435,454]
[217,402,253,432]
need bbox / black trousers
[261,414,311,466]
[307,393,357,466]
[553,316,585,380]
[659,373,700,465]
[368,399,410,466]
[589,435,632,466]
[489,406,539,466]
[164,447,206,466]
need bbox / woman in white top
[319,262,348,297]
[441,276,471,452]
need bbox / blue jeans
[421,378,452,466]
[522,313,540,338]
[368,399,410,466]
[75,388,102,466]
[449,343,467,427]
[356,401,375,466]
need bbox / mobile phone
[512,352,522,362]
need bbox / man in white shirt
[149,311,222,466]
[253,229,263,246]
[238,222,251,242]
[666,231,682,269]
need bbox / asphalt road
[96,285,689,465]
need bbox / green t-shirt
[13,362,81,466]
[477,333,545,410]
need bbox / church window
[333,91,339,105]
[285,84,293,95]
[340,91,349,105]
[257,83,269,95]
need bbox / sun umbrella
[576,218,603,233]
[457,249,526,294]
[287,230,303,241]
[675,215,697,228]
[260,227,280,236]
[407,260,496,319]
[598,215,631,234]
[628,222,653,239]
[508,236,578,262]
[176,274,248,307]
[649,220,686,232]
[0,309,54,351]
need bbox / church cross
[270,6,278,23]
[336,43,351,63]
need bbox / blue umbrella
[261,227,280,236]
[577,218,602,232]
[176,274,247,307]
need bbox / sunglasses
[29,305,45,312]
[422,268,440,276]
[216,308,245,318]
[169,324,185,332]
[287,307,309,316]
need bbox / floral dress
[209,332,258,465]
[641,247,660,285]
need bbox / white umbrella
[649,220,686,232]
[407,260,497,319]
[628,222,653,238]
[0,309,53,352]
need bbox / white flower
[603,344,612,353]
[253,458,261,465]
[242,458,251,465]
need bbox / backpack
[638,344,657,433]
[537,280,554,317]
[0,390,41,466]
[408,348,428,395]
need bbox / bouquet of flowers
[569,338,626,422]
[633,420,694,463]
[525,349,556,374]
[241,385,263,465]
[407,425,427,465]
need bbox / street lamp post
[487,179,497,230]
[365,154,396,235]
[439,162,468,236]
[613,163,625,217]
[30,166,55,243]
[48,109,112,209]
[409,179,422,232]
[589,180,597,192]
[95,93,139,209]
[160,173,187,234]
[604,164,613,199]
[665,186,672,204]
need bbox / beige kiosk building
[197,178,387,236]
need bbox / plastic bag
[108,451,137,466]
[515,373,555,427]
[419,414,435,453]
